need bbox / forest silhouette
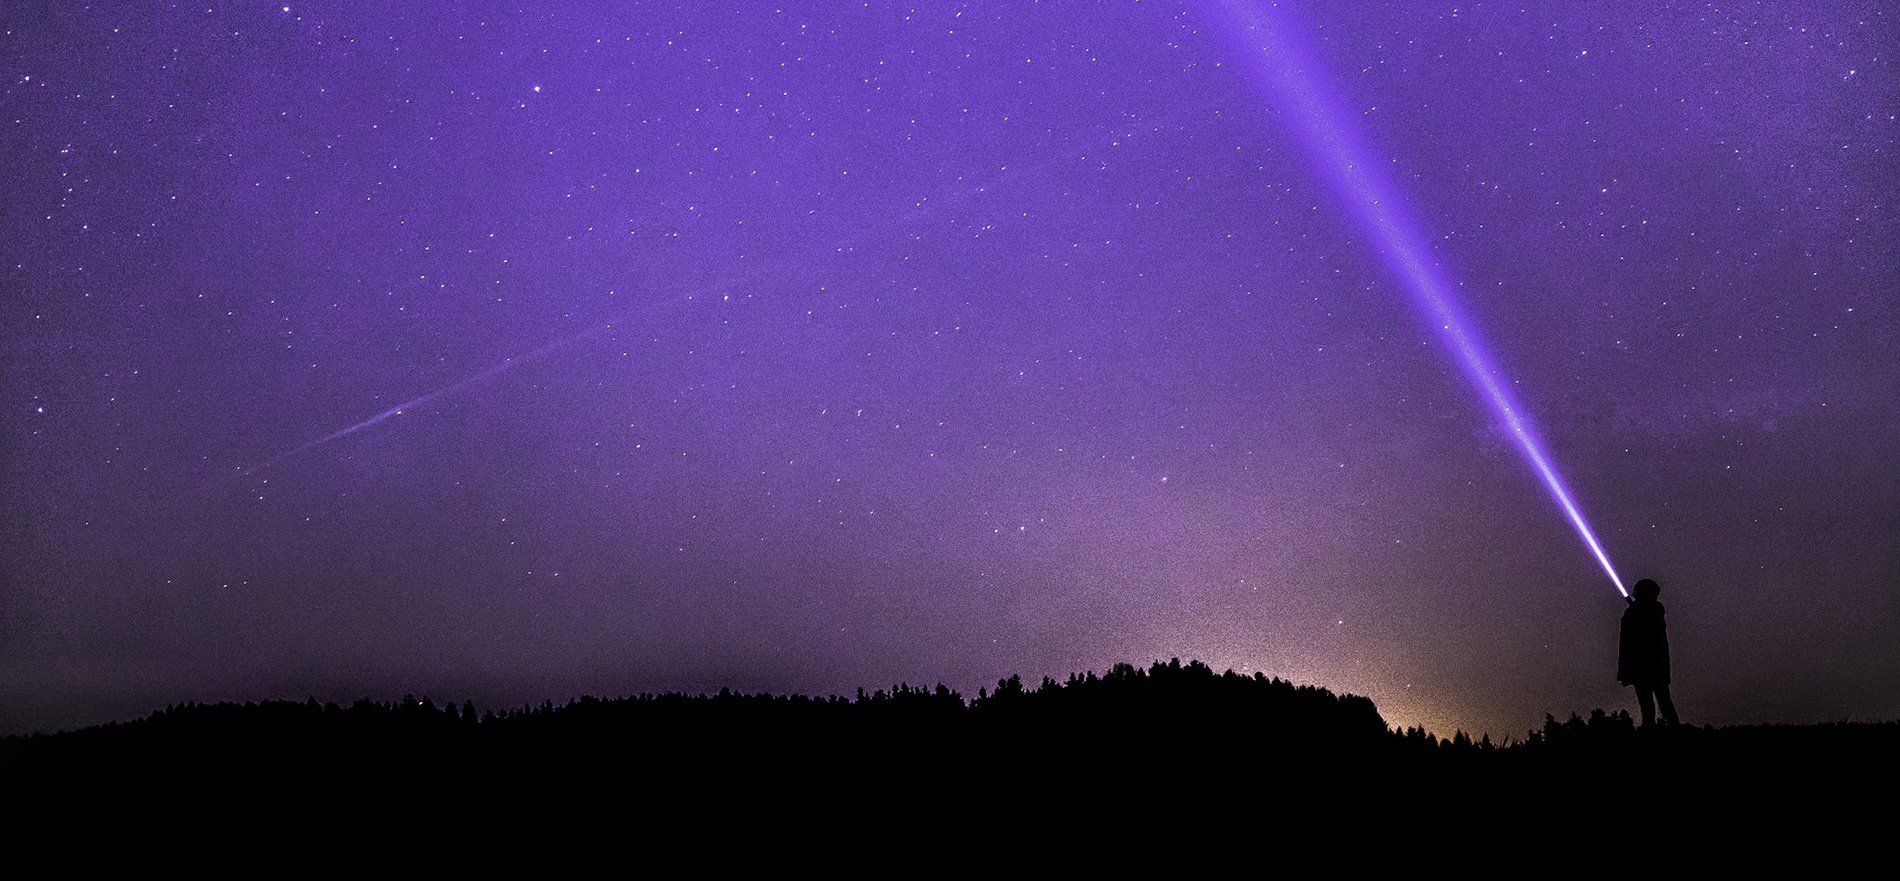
[5,658,1891,825]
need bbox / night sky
[4,2,1895,738]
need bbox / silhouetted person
[1618,578,1679,727]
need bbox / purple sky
[4,2,1895,738]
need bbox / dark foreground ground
[4,659,1893,843]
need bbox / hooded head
[1633,578,1661,601]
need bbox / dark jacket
[1617,598,1670,686]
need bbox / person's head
[1633,578,1661,601]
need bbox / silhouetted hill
[3,659,1388,779]
[5,658,1894,832]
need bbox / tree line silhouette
[5,657,1892,823]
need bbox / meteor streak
[1213,1,1627,595]
[214,277,744,483]
[204,158,1038,489]
[226,322,610,478]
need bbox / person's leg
[1635,685,1656,727]
[1654,684,1679,726]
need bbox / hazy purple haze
[3,1,1895,737]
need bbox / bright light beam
[1213,1,1627,596]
